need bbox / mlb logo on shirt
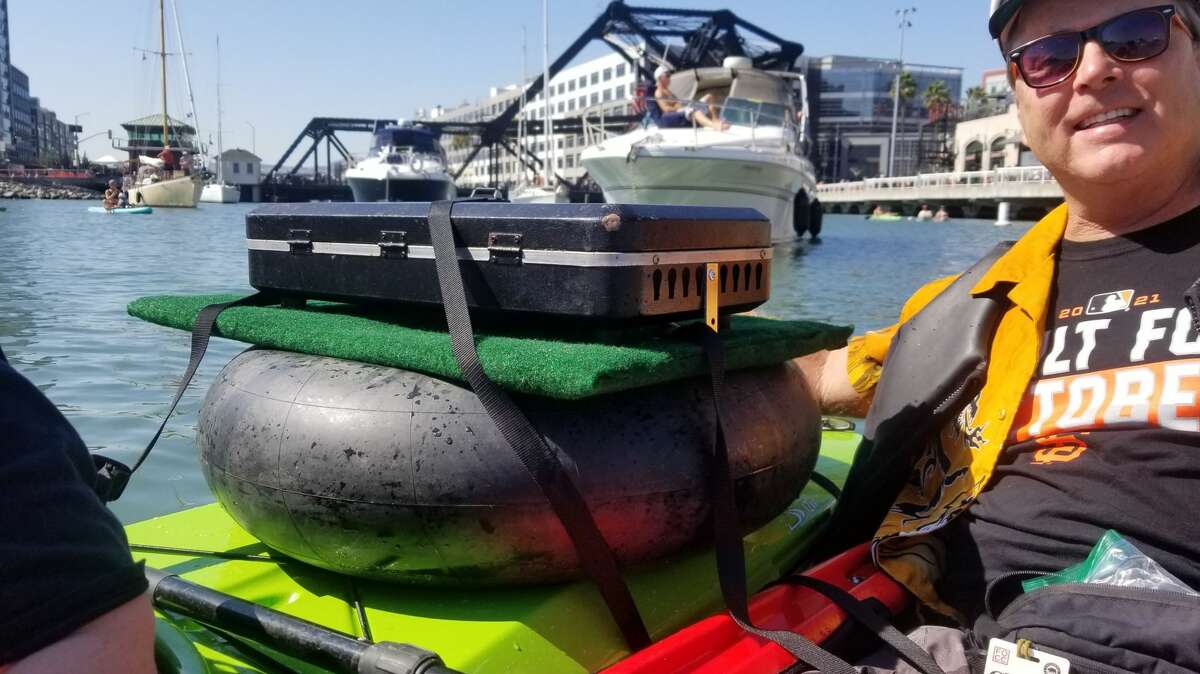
[1085,289,1134,315]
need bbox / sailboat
[200,35,239,203]
[509,0,569,204]
[125,0,203,208]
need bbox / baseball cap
[654,65,672,79]
[989,0,1022,39]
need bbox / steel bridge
[261,2,805,201]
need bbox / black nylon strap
[96,291,277,501]
[699,330,944,674]
[784,576,947,674]
[426,200,651,651]
[698,327,857,674]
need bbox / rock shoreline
[0,180,100,200]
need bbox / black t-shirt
[938,208,1200,622]
[0,347,147,664]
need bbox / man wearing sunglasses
[798,0,1200,669]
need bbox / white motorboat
[346,125,456,202]
[200,35,240,204]
[200,183,239,203]
[509,183,569,203]
[580,57,821,241]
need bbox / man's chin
[1061,148,1153,185]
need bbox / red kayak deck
[604,543,909,674]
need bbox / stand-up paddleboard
[87,206,153,215]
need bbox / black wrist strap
[94,292,277,502]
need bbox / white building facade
[423,50,642,189]
[212,148,262,185]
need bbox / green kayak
[131,431,860,674]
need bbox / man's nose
[1073,39,1123,91]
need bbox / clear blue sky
[12,0,1003,166]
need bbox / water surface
[0,201,1031,523]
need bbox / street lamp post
[73,113,89,167]
[887,7,916,178]
[245,121,256,155]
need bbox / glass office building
[807,55,962,181]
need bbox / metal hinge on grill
[487,232,523,265]
[287,229,313,255]
[378,230,408,259]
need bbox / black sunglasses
[1007,5,1192,89]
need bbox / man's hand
[793,347,871,417]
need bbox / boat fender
[824,241,1014,551]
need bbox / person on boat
[650,65,730,131]
[0,347,155,673]
[797,0,1200,666]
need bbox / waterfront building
[209,148,263,201]
[118,114,201,162]
[422,49,640,189]
[8,65,33,164]
[0,0,11,158]
[954,71,1039,173]
[7,68,77,167]
[807,55,962,181]
[30,105,75,168]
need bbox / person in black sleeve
[0,346,154,673]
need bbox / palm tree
[965,85,988,109]
[889,70,918,109]
[923,80,952,122]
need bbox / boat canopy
[370,126,442,155]
[668,67,790,106]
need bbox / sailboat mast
[159,0,169,156]
[215,36,224,183]
[171,0,200,156]
[541,0,552,187]
[519,25,526,181]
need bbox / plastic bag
[1022,529,1199,595]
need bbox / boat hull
[200,183,240,203]
[131,174,203,208]
[132,431,860,674]
[583,148,811,242]
[347,176,456,202]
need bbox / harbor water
[0,200,1032,524]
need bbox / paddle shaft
[146,568,460,674]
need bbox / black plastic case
[245,201,773,321]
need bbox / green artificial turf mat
[129,294,851,400]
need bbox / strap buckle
[93,454,132,502]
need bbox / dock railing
[817,166,1059,202]
[0,167,96,180]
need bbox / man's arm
[793,346,871,418]
[8,595,156,674]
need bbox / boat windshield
[720,98,789,127]
[370,128,441,155]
